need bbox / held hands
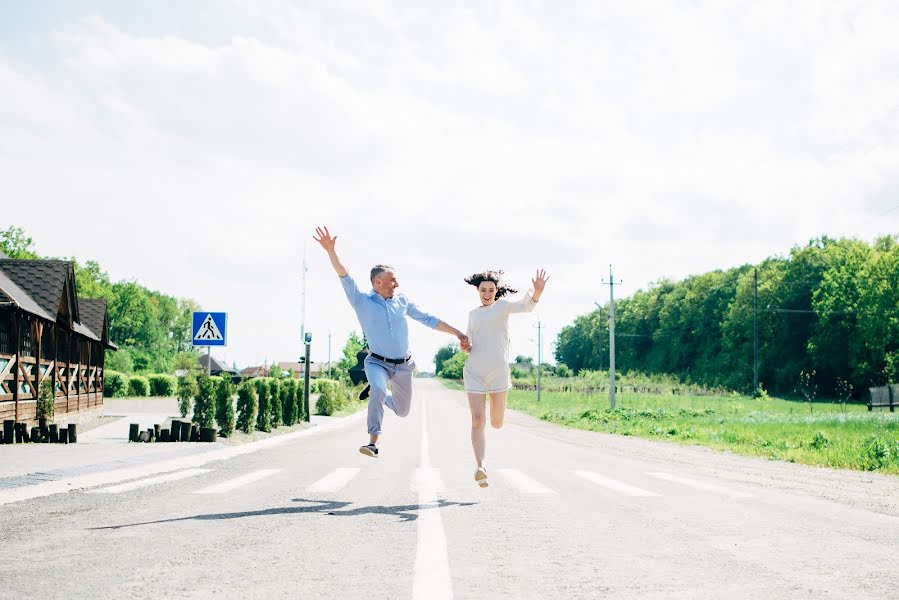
[532,268,550,297]
[459,334,471,352]
[313,226,337,252]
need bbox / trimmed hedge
[269,378,282,427]
[104,371,128,398]
[255,378,271,432]
[127,375,150,397]
[177,375,197,418]
[215,377,235,437]
[316,379,348,416]
[148,374,177,397]
[193,374,216,428]
[282,378,297,426]
[236,380,258,434]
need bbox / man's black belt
[368,352,412,365]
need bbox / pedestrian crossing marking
[194,314,224,341]
[89,469,212,494]
[306,468,361,493]
[194,469,282,494]
[495,469,556,494]
[645,472,755,499]
[572,470,660,497]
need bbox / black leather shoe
[358,384,371,401]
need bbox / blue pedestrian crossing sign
[192,312,227,347]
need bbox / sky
[2,0,898,371]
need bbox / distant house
[199,354,239,382]
[279,360,326,379]
[0,252,116,424]
[238,365,267,379]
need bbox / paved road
[1,380,897,599]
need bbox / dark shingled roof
[0,259,78,323]
[0,267,54,320]
[199,354,236,374]
[78,298,107,341]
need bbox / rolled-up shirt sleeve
[406,299,440,329]
[339,274,367,310]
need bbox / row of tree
[1,226,201,374]
[555,236,899,396]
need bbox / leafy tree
[333,331,366,383]
[434,343,459,376]
[236,380,258,434]
[0,226,39,259]
[214,377,235,436]
[440,352,468,379]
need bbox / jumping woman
[461,268,549,487]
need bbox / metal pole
[537,319,542,402]
[609,265,616,410]
[753,268,759,393]
[207,346,211,376]
[300,243,308,359]
[303,340,312,422]
[328,329,332,379]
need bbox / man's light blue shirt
[340,274,440,359]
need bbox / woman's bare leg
[468,393,487,468]
[489,391,508,429]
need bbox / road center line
[412,399,453,600]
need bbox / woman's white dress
[462,292,537,393]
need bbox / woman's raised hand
[532,268,550,293]
[313,226,337,252]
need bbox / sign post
[192,312,228,375]
[303,333,312,422]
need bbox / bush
[439,352,468,379]
[215,377,235,437]
[177,375,197,418]
[269,378,282,427]
[193,374,216,428]
[316,379,347,416]
[36,378,55,422]
[128,375,150,397]
[236,380,258,434]
[104,370,128,398]
[860,436,891,471]
[255,378,271,432]
[282,378,297,426]
[147,374,177,397]
[554,363,572,378]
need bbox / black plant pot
[189,424,199,442]
[169,420,180,441]
[3,420,13,444]
[160,429,170,442]
[180,421,191,442]
[68,424,77,444]
[29,426,39,443]
[49,423,59,443]
[39,418,48,439]
[129,423,139,443]
[153,424,160,440]
[59,427,68,443]
[200,427,217,443]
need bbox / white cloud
[2,1,899,369]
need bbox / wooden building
[0,252,116,424]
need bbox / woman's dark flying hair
[465,270,518,299]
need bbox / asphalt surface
[1,379,898,599]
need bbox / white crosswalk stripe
[572,470,660,497]
[194,469,282,494]
[88,469,212,494]
[306,468,361,493]
[495,469,556,494]
[645,472,755,499]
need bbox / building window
[0,311,12,355]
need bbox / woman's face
[478,281,497,306]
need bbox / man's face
[374,270,399,299]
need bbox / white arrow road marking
[194,469,282,494]
[495,469,556,494]
[412,399,453,600]
[645,472,755,499]
[306,468,361,494]
[89,469,212,494]
[572,470,660,497]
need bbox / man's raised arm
[313,226,348,277]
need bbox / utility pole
[753,268,759,393]
[537,318,543,403]
[602,265,622,409]
[327,329,332,378]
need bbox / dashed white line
[645,472,755,499]
[306,468,361,493]
[89,469,212,494]
[412,400,453,600]
[572,470,660,497]
[496,469,556,494]
[194,469,282,494]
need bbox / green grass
[439,379,899,474]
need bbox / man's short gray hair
[370,264,395,282]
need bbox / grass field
[439,379,899,474]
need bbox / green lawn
[439,379,899,474]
